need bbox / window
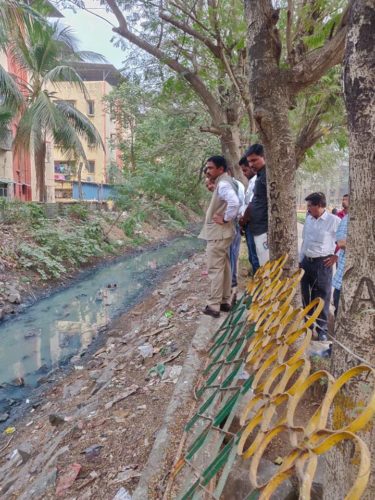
[87,161,95,173]
[0,182,8,198]
[87,100,95,115]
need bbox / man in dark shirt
[245,144,269,265]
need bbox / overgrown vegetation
[0,201,115,280]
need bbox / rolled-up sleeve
[217,181,240,221]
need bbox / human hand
[323,255,338,267]
[212,213,225,225]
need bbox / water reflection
[0,236,203,410]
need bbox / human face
[205,160,224,180]
[241,164,256,180]
[342,196,349,210]
[247,153,265,172]
[307,202,324,219]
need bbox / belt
[304,255,331,262]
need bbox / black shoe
[203,306,220,318]
[220,303,231,312]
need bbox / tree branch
[289,9,349,93]
[286,0,294,64]
[200,125,221,135]
[104,0,223,123]
[159,10,221,59]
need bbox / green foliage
[67,203,89,221]
[15,216,110,280]
[0,200,45,226]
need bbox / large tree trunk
[244,0,299,272]
[34,142,46,202]
[324,1,375,498]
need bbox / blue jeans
[245,223,260,273]
[229,224,241,288]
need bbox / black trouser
[300,256,332,337]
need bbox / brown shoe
[203,305,220,318]
[220,303,231,312]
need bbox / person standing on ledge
[300,192,341,341]
[199,156,240,318]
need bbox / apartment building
[53,62,123,201]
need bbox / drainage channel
[0,234,204,415]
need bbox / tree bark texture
[34,142,46,202]
[244,0,299,272]
[324,1,375,498]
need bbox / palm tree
[7,17,104,201]
[0,0,39,139]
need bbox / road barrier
[169,255,375,499]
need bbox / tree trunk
[77,162,83,201]
[324,2,375,498]
[34,142,46,202]
[244,0,299,273]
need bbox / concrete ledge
[132,315,218,500]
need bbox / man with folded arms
[300,192,341,341]
[199,156,240,318]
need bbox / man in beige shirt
[199,156,240,318]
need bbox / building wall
[0,53,15,199]
[51,81,114,187]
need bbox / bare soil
[0,250,214,499]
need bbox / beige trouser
[254,232,269,266]
[206,237,233,311]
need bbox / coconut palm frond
[15,90,57,152]
[52,120,87,161]
[55,100,104,149]
[0,0,44,50]
[44,65,89,99]
[72,51,108,63]
[0,63,24,110]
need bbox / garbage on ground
[3,426,16,435]
[55,463,82,497]
[148,363,166,379]
[162,365,182,383]
[164,310,174,318]
[113,487,132,500]
[105,384,139,410]
[274,456,283,465]
[81,444,103,460]
[112,464,141,484]
[49,414,66,427]
[138,343,154,358]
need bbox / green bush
[67,203,89,221]
[158,201,187,226]
[17,220,108,279]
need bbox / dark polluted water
[0,235,204,415]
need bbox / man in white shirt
[227,166,246,295]
[199,156,240,318]
[300,192,341,341]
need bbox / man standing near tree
[245,144,269,266]
[300,192,341,341]
[336,194,349,219]
[199,156,240,318]
[239,156,260,273]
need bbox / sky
[59,2,126,69]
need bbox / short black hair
[207,155,228,171]
[343,193,349,198]
[239,156,249,167]
[305,192,327,207]
[245,144,264,158]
